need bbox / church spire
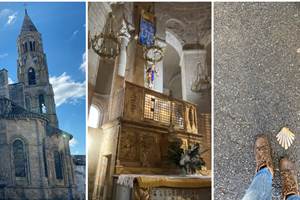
[20,9,38,34]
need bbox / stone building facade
[72,155,86,200]
[0,10,76,200]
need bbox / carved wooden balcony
[106,82,202,175]
[111,81,198,134]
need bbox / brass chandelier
[91,13,120,59]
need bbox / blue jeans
[242,167,300,200]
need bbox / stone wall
[0,117,76,200]
[92,120,120,200]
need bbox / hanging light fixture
[91,12,120,59]
[143,42,164,63]
[191,24,211,92]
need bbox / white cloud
[49,72,85,107]
[72,30,79,36]
[0,9,12,18]
[79,52,86,72]
[8,77,14,84]
[6,12,17,25]
[0,53,8,59]
[69,138,78,147]
[68,30,79,40]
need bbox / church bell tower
[17,9,58,127]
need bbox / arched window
[13,139,27,178]
[39,94,45,113]
[33,41,36,51]
[29,41,33,51]
[88,104,101,128]
[43,144,48,177]
[28,67,36,85]
[24,42,28,52]
[22,44,25,53]
[54,151,63,180]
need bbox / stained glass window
[13,140,27,178]
[54,151,63,180]
[139,12,155,47]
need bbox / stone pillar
[0,69,9,98]
[117,20,132,77]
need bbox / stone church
[88,2,211,200]
[0,10,77,200]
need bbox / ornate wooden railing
[114,81,198,134]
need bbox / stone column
[117,20,132,77]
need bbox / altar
[112,174,211,200]
[92,82,211,200]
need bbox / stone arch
[164,31,183,99]
[53,150,64,180]
[28,67,36,85]
[10,137,29,182]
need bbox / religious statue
[145,63,158,89]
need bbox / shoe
[280,158,299,200]
[254,135,274,176]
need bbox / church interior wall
[88,2,212,199]
[92,121,120,200]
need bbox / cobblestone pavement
[214,3,300,200]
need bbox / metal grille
[172,102,184,129]
[144,94,171,125]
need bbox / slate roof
[20,9,38,34]
[0,97,73,139]
[0,97,46,120]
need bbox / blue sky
[0,2,86,155]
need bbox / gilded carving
[124,83,143,121]
[134,187,150,200]
[185,105,198,134]
[120,131,138,161]
[140,135,160,168]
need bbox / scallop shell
[276,127,295,150]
